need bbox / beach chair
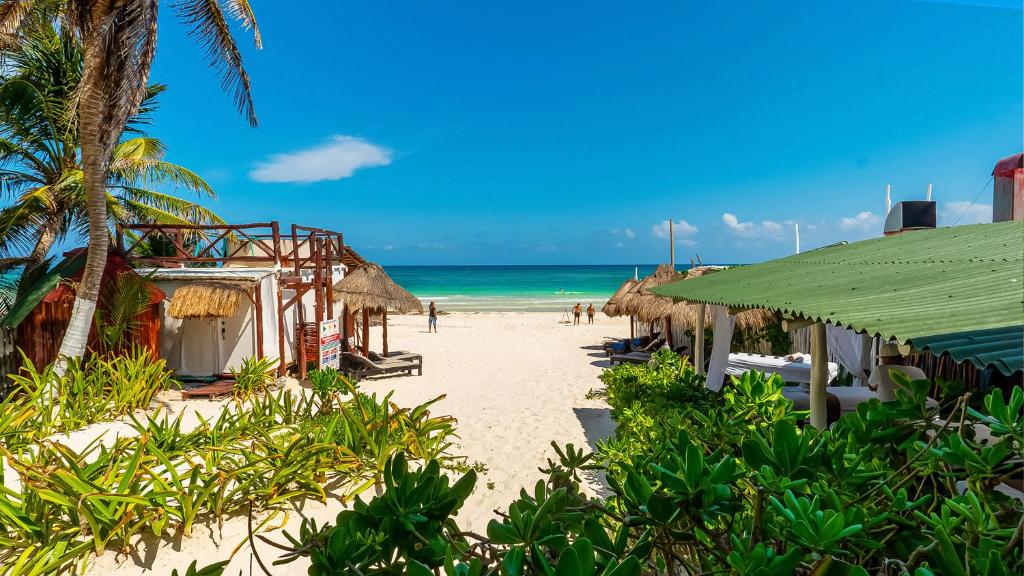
[602,334,657,356]
[341,351,423,381]
[610,342,687,366]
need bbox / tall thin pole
[668,219,674,269]
[885,184,892,215]
[794,223,801,254]
[926,183,932,201]
[694,302,706,374]
[810,322,828,430]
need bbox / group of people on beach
[429,300,597,328]
[572,303,595,325]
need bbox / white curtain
[826,325,875,385]
[705,305,735,392]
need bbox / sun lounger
[609,351,654,365]
[603,335,651,356]
[610,343,688,366]
[341,351,422,381]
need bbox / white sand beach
[84,312,627,575]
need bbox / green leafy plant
[277,358,1023,576]
[230,356,277,400]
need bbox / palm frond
[109,138,214,196]
[125,82,166,131]
[0,190,49,257]
[0,0,34,36]
[113,194,224,228]
[70,0,158,155]
[173,0,259,126]
[94,270,154,354]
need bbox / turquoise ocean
[383,265,687,312]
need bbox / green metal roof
[908,326,1022,376]
[652,222,1024,374]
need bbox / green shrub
[274,368,1024,576]
[4,346,171,440]
[308,366,354,413]
[229,356,277,399]
[0,363,462,574]
[598,348,717,416]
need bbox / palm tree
[0,1,260,363]
[0,30,224,268]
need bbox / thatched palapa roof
[618,264,685,322]
[168,282,248,319]
[614,265,775,331]
[601,278,637,317]
[665,266,774,331]
[333,263,423,314]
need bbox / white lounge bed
[726,352,839,384]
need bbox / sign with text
[319,318,341,369]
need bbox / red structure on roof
[992,152,1024,178]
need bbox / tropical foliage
[3,346,172,444]
[0,360,461,575]
[0,0,259,362]
[0,28,222,264]
[280,360,1023,575]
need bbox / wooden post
[297,293,307,380]
[253,285,264,358]
[629,315,635,339]
[362,308,370,356]
[275,276,286,376]
[664,315,673,349]
[324,238,334,319]
[669,219,674,269]
[694,302,706,373]
[810,322,828,430]
[382,310,389,356]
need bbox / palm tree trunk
[54,53,109,374]
[29,225,56,265]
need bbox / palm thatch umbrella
[666,266,774,331]
[601,278,637,318]
[333,263,423,355]
[614,264,685,347]
[619,264,685,323]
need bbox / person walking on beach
[572,303,582,325]
[586,303,595,324]
[428,301,438,333]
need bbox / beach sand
[82,311,627,574]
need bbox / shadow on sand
[573,406,615,497]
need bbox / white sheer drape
[705,305,735,392]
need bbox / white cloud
[722,213,787,240]
[652,219,699,240]
[624,228,636,239]
[838,211,882,232]
[940,201,992,226]
[250,135,392,183]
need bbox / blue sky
[146,0,1022,265]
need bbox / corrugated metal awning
[651,222,1024,375]
[909,326,1023,376]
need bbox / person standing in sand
[572,303,582,325]
[428,301,438,333]
[586,303,595,324]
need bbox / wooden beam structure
[810,322,829,430]
[362,308,371,356]
[694,302,706,374]
[117,221,347,379]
